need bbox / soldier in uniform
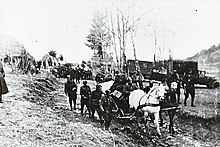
[75,67,81,84]
[137,70,144,90]
[64,75,77,111]
[100,90,118,130]
[122,81,134,111]
[131,72,138,89]
[90,85,103,120]
[182,69,196,107]
[80,81,91,116]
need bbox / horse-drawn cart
[100,80,181,137]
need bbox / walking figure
[65,75,77,111]
[100,90,118,130]
[80,81,91,116]
[182,69,196,107]
[90,85,103,121]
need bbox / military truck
[197,70,219,88]
[126,59,166,82]
[127,59,153,79]
[166,60,219,88]
[127,59,219,88]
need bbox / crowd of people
[0,56,196,131]
[64,77,119,129]
[63,67,197,130]
[163,69,196,107]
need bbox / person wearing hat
[100,90,118,130]
[80,81,91,116]
[90,84,103,120]
[182,69,196,107]
[65,75,77,111]
[122,81,134,112]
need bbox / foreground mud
[0,67,219,146]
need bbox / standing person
[75,67,81,84]
[100,90,118,130]
[137,70,144,90]
[65,75,77,111]
[182,69,196,107]
[170,70,181,104]
[0,60,9,103]
[122,81,134,111]
[163,73,172,88]
[80,81,91,116]
[90,85,103,120]
[131,72,138,89]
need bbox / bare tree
[110,12,119,67]
[111,7,141,72]
[86,3,142,73]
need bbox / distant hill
[186,44,220,80]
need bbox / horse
[159,81,179,136]
[129,84,166,137]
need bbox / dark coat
[182,74,195,90]
[65,80,77,97]
[100,95,117,113]
[90,89,102,105]
[80,85,91,99]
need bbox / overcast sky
[0,0,220,63]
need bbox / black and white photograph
[0,0,220,146]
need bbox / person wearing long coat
[80,81,91,116]
[90,85,103,120]
[182,70,196,107]
[65,75,77,110]
[0,61,9,103]
[100,90,118,130]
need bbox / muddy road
[0,67,219,146]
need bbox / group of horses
[100,80,180,138]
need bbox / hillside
[186,44,220,79]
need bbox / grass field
[179,87,220,118]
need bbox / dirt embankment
[0,68,137,147]
[1,67,220,146]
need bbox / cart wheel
[116,109,125,117]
